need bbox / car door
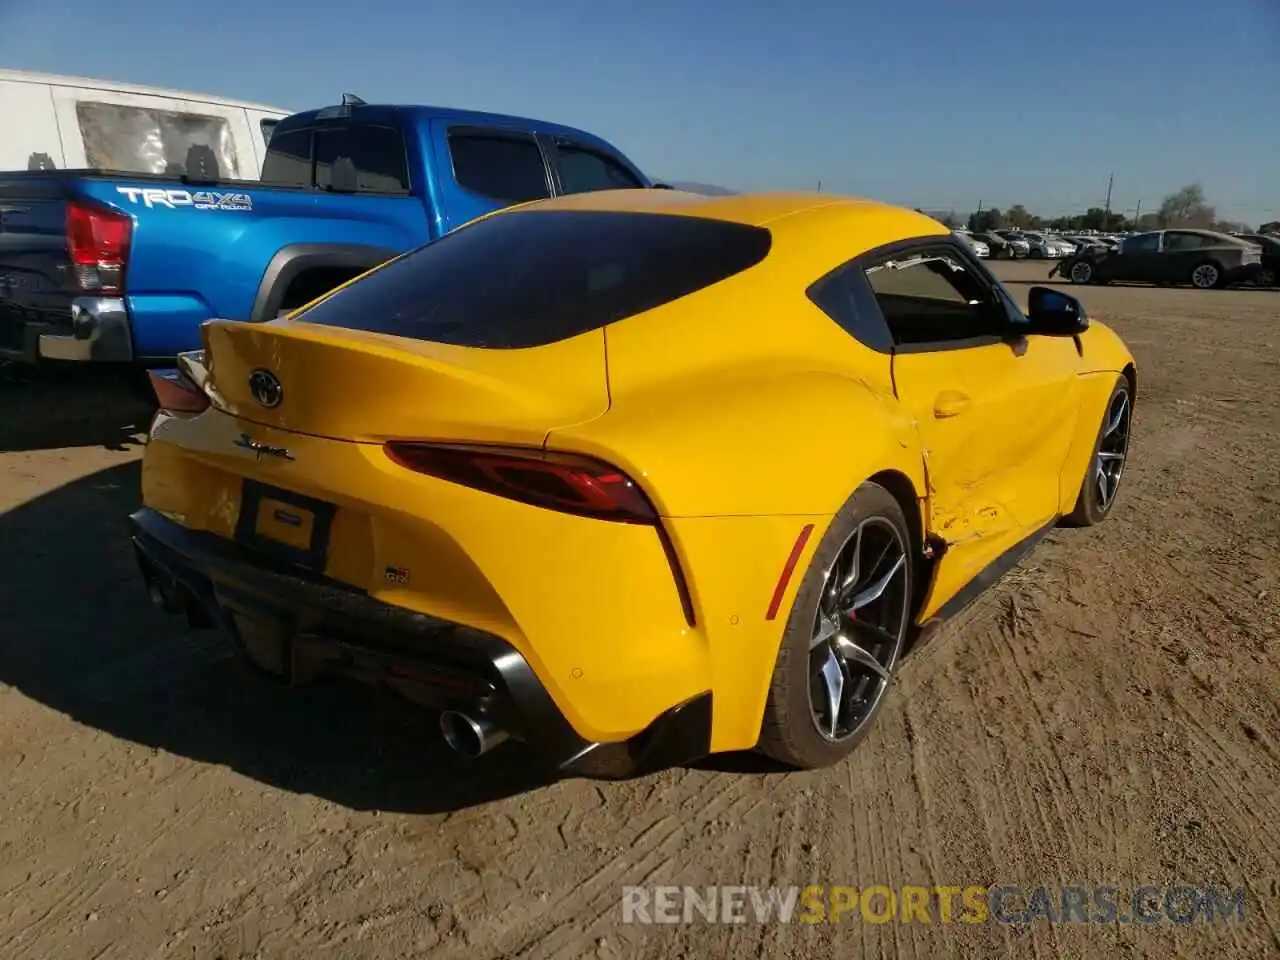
[1109,231,1162,281]
[1158,231,1202,282]
[855,240,1083,603]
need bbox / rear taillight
[148,368,210,415]
[386,441,696,624]
[385,442,657,524]
[66,200,132,294]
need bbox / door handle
[933,390,971,418]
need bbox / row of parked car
[955,228,1127,261]
[954,224,1277,289]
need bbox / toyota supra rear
[132,189,1137,776]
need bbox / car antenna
[341,93,366,106]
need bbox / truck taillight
[66,200,132,294]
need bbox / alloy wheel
[1095,387,1131,511]
[1191,264,1220,289]
[1070,261,1093,284]
[808,518,910,741]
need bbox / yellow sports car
[132,189,1136,776]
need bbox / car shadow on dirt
[0,459,556,813]
[0,364,153,453]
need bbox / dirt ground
[1,260,1277,959]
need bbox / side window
[75,101,239,178]
[314,124,409,193]
[1123,233,1160,254]
[448,131,550,204]
[260,128,312,186]
[862,248,1003,347]
[554,141,644,194]
[1163,231,1202,252]
[806,269,895,353]
[260,119,279,145]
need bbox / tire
[1259,267,1276,287]
[1068,260,1094,284]
[1064,375,1132,527]
[758,482,914,769]
[1030,248,1044,259]
[1190,261,1223,290]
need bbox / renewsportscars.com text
[621,884,1247,925]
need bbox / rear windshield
[295,210,772,348]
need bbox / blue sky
[3,0,1278,221]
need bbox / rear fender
[552,374,928,752]
[552,371,927,521]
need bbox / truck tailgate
[0,178,76,358]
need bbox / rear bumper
[128,507,713,779]
[1232,262,1263,284]
[1,296,135,364]
[38,296,134,362]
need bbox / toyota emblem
[248,369,283,408]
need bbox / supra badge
[233,433,294,461]
[248,369,284,408]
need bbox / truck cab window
[448,132,550,204]
[314,125,410,193]
[554,142,643,193]
[260,128,313,186]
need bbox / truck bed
[0,170,427,364]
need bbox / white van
[0,69,290,179]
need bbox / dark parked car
[1051,229,1264,289]
[972,231,1023,259]
[1236,234,1280,286]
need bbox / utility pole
[1133,199,1142,228]
[1103,172,1114,225]
[816,180,822,193]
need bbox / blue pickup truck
[0,96,652,367]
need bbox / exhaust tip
[145,572,187,615]
[440,710,508,758]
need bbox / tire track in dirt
[483,771,792,959]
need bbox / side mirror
[1026,285,1089,335]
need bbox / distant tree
[922,209,963,229]
[1005,204,1037,229]
[1260,220,1280,235]
[1158,183,1216,228]
[1135,213,1162,232]
[968,207,1004,232]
